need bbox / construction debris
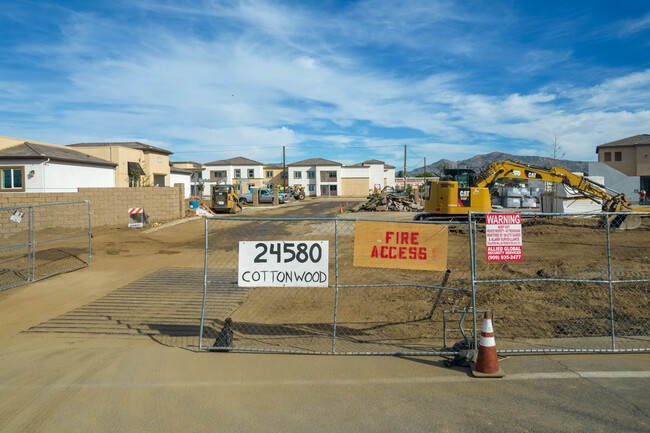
[350,194,422,212]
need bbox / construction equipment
[292,185,306,200]
[210,184,242,214]
[415,161,650,228]
[373,184,382,195]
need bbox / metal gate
[199,212,649,355]
[469,211,650,353]
[199,217,474,354]
[0,201,92,291]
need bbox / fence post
[28,206,33,283]
[87,200,92,266]
[332,219,339,353]
[199,218,209,350]
[606,215,616,350]
[468,212,478,348]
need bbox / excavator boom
[415,160,649,228]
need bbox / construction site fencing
[199,217,474,355]
[0,201,91,292]
[469,211,650,354]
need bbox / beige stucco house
[67,142,173,187]
[596,134,650,193]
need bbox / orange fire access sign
[353,221,448,271]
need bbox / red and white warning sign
[128,207,144,228]
[486,213,522,261]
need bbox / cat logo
[459,190,469,198]
[525,170,541,179]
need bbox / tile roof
[68,141,173,155]
[288,158,342,167]
[170,167,195,175]
[205,156,264,166]
[0,142,117,167]
[170,161,203,168]
[596,134,650,151]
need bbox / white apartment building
[203,156,265,194]
[288,158,342,197]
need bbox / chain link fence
[469,211,650,353]
[199,217,473,354]
[0,201,91,291]
[200,212,649,355]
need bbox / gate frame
[468,211,650,354]
[199,216,475,355]
[0,201,92,292]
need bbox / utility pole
[423,157,426,183]
[404,144,406,192]
[282,146,286,188]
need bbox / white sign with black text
[238,241,329,287]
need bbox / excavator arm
[474,161,634,212]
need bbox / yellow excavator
[414,161,650,229]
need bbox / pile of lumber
[350,194,422,212]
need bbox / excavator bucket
[609,214,642,230]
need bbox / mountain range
[405,152,589,176]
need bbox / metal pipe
[468,212,478,348]
[606,216,616,350]
[87,200,92,267]
[332,219,339,353]
[199,217,209,350]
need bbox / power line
[171,142,413,154]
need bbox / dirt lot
[1,198,648,354]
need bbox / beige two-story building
[67,142,173,187]
[596,134,650,192]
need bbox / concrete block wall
[0,186,185,236]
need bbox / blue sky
[1,1,649,169]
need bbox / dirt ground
[1,198,648,353]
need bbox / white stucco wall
[588,162,642,204]
[364,164,384,190]
[384,169,396,187]
[1,159,115,192]
[170,172,192,198]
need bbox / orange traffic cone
[339,204,343,213]
[471,311,505,378]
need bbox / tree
[550,133,566,165]
[396,170,404,178]
[415,172,435,178]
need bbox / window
[307,171,315,179]
[615,152,622,162]
[127,162,145,188]
[308,185,315,192]
[1,167,24,191]
[211,171,226,179]
[234,169,241,178]
[266,171,274,178]
[281,172,287,179]
[604,152,611,161]
[294,171,302,179]
[329,171,337,178]
[248,169,255,178]
[154,174,165,187]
